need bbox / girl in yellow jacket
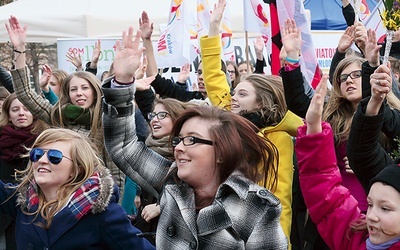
[199,1,303,248]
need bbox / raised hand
[209,0,226,37]
[253,36,265,61]
[66,51,83,71]
[5,15,27,50]
[113,27,146,84]
[39,64,52,91]
[91,39,101,63]
[281,18,301,60]
[364,29,381,67]
[370,63,392,100]
[353,22,367,54]
[337,25,355,53]
[134,55,147,80]
[139,11,153,40]
[135,75,155,91]
[177,63,190,83]
[305,74,328,135]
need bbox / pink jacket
[296,122,400,250]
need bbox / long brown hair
[0,93,48,134]
[226,60,240,88]
[324,56,366,145]
[170,106,278,189]
[50,71,103,143]
[242,74,287,127]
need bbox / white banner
[57,31,342,81]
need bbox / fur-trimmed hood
[16,166,115,215]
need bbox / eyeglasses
[171,136,214,147]
[227,70,235,74]
[338,70,362,83]
[148,111,169,120]
[29,148,72,165]
[195,70,203,76]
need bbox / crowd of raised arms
[1,0,400,249]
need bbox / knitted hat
[370,164,400,193]
[0,87,10,99]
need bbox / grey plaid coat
[102,82,288,249]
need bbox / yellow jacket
[200,35,304,249]
[258,110,303,247]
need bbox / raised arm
[342,0,356,26]
[6,16,53,124]
[347,61,397,191]
[280,18,313,118]
[66,51,83,71]
[329,25,354,82]
[85,39,101,75]
[39,64,59,105]
[296,75,365,249]
[140,11,158,78]
[102,27,171,197]
[253,36,265,74]
[200,0,231,109]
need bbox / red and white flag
[353,0,372,22]
[243,0,272,72]
[276,0,322,88]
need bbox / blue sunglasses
[29,148,72,165]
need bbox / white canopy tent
[0,0,246,43]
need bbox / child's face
[366,182,400,244]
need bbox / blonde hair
[51,69,69,89]
[242,74,287,126]
[16,128,102,229]
[324,56,366,145]
[0,93,48,134]
[50,71,103,146]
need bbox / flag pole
[245,31,250,73]
[353,0,360,23]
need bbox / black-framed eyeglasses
[148,111,169,120]
[195,70,203,76]
[227,70,235,74]
[29,148,72,165]
[172,136,214,147]
[338,70,362,83]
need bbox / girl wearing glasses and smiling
[0,128,155,249]
[198,1,303,246]
[6,16,126,199]
[122,97,192,246]
[102,26,287,249]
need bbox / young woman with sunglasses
[0,93,48,250]
[102,26,287,249]
[0,128,155,249]
[6,16,126,198]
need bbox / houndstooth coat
[102,82,288,249]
